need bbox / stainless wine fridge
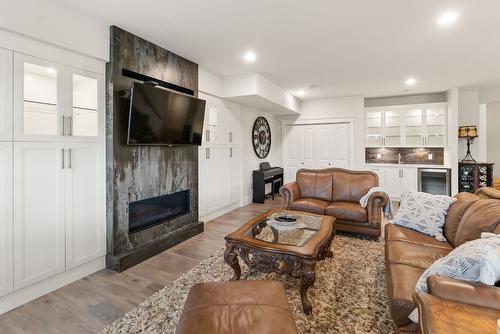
[418,168,452,196]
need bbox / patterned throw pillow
[409,233,500,323]
[390,191,456,241]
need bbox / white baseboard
[200,202,242,223]
[241,194,252,206]
[0,256,105,315]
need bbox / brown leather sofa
[385,187,500,333]
[413,276,500,334]
[280,168,389,240]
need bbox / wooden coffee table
[224,208,335,315]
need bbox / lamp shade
[458,125,478,138]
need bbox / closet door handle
[68,149,72,169]
[61,149,65,169]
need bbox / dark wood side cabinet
[458,162,494,193]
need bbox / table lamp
[458,125,478,162]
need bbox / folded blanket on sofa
[359,187,393,219]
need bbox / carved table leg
[300,262,316,315]
[224,243,241,281]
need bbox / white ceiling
[58,0,500,99]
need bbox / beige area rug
[102,233,395,334]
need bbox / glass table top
[243,211,323,247]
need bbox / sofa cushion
[386,241,451,269]
[325,201,367,222]
[386,264,425,327]
[296,170,333,201]
[444,192,481,247]
[289,198,329,215]
[385,224,453,250]
[331,170,377,202]
[455,199,500,247]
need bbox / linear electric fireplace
[129,190,191,234]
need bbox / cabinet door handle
[61,116,65,136]
[69,116,73,136]
[229,147,233,158]
[229,132,233,143]
[205,130,210,142]
[206,147,210,159]
[68,148,72,169]
[61,149,65,169]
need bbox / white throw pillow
[390,191,456,241]
[409,233,500,323]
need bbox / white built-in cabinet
[366,166,418,200]
[365,103,446,148]
[0,142,13,297]
[0,46,105,304]
[13,53,104,143]
[13,142,67,288]
[284,123,351,182]
[0,48,13,141]
[198,95,242,219]
[64,143,105,269]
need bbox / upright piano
[252,162,284,203]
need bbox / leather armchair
[413,276,500,334]
[280,168,389,240]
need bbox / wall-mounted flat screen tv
[127,82,206,146]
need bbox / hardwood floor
[0,199,282,334]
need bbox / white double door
[12,142,105,290]
[285,123,351,182]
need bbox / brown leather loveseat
[385,187,500,333]
[280,168,389,240]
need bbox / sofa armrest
[366,191,390,227]
[475,187,500,200]
[279,182,299,209]
[426,275,500,310]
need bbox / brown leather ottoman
[175,280,298,334]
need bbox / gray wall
[106,26,202,271]
[364,92,447,107]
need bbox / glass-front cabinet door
[14,54,103,142]
[14,54,63,141]
[424,105,446,147]
[365,109,383,147]
[383,109,401,146]
[69,71,103,141]
[404,108,424,146]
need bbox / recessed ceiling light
[438,11,459,26]
[243,51,256,63]
[47,68,56,74]
[405,77,417,86]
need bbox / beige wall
[487,102,500,178]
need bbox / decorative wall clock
[252,116,271,158]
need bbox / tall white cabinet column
[0,142,13,297]
[0,33,106,314]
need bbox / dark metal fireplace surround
[129,190,191,234]
[105,27,203,272]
